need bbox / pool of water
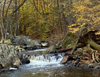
[0,66,100,77]
[0,48,100,77]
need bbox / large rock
[32,40,41,48]
[60,56,69,64]
[45,45,56,54]
[20,54,30,64]
[13,36,30,45]
[13,36,41,49]
[13,36,20,44]
[11,56,21,68]
[0,58,11,68]
[0,44,21,69]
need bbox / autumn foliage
[1,0,100,40]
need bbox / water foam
[25,53,64,69]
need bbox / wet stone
[93,66,100,69]
[88,64,94,68]
[60,56,69,64]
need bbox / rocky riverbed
[0,45,100,77]
[0,35,100,75]
[0,44,21,71]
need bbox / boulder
[32,40,41,48]
[88,64,94,68]
[0,44,20,69]
[45,45,56,53]
[20,54,30,64]
[0,58,11,68]
[60,56,69,64]
[93,66,100,69]
[11,56,21,68]
[15,46,25,52]
[22,36,31,45]
[13,36,20,44]
[13,36,41,49]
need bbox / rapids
[0,48,100,77]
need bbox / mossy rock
[5,39,12,44]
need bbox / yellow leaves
[94,17,100,24]
[69,24,80,33]
[68,22,86,33]
[48,3,51,8]
[84,0,92,5]
[80,23,86,27]
[18,0,100,38]
[69,27,79,33]
[68,24,76,28]
[95,31,100,35]
[74,5,85,13]
[93,5,100,11]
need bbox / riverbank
[0,44,21,71]
[0,33,100,73]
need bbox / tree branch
[12,0,26,14]
[3,0,6,17]
[33,0,44,17]
[5,0,12,20]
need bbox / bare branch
[5,0,12,19]
[12,0,26,14]
[33,0,44,17]
[3,0,6,17]
[5,0,26,39]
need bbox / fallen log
[57,43,86,53]
[87,39,100,51]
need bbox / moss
[5,39,12,44]
[61,32,77,48]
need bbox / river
[0,48,100,77]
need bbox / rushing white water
[0,48,65,77]
[25,53,64,69]
[24,48,65,69]
[0,48,99,77]
[27,48,48,52]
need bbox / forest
[0,0,99,40]
[1,0,100,76]
[0,0,100,57]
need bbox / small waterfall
[25,53,65,69]
[30,54,64,62]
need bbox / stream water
[0,48,100,77]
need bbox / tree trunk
[33,0,52,35]
[0,1,5,41]
[57,0,62,32]
[62,13,67,35]
[71,27,86,54]
[4,0,13,40]
[15,0,19,36]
